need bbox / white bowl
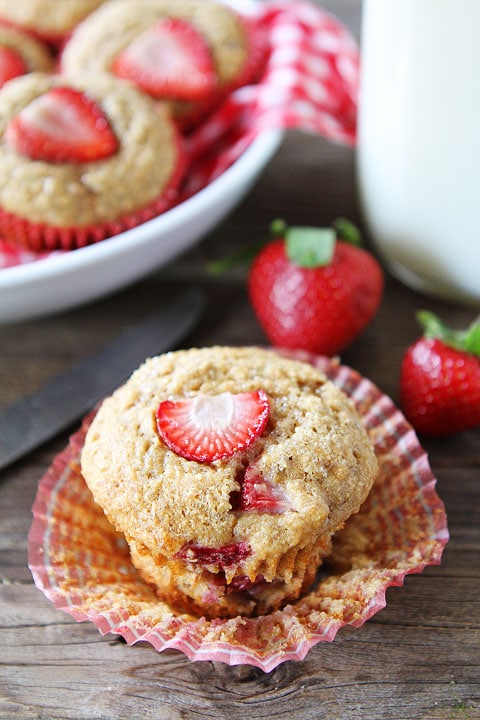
[0,129,282,323]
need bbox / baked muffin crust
[61,0,249,89]
[0,26,53,74]
[81,347,378,617]
[0,72,180,227]
[0,0,105,41]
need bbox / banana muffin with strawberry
[0,0,105,46]
[81,346,378,618]
[0,71,184,251]
[60,0,266,129]
[0,25,53,89]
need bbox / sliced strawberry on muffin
[175,540,252,568]
[112,17,217,103]
[0,72,185,251]
[230,466,294,514]
[156,390,270,463]
[0,44,27,86]
[0,25,53,87]
[60,0,267,129]
[5,86,118,163]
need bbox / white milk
[357,0,480,305]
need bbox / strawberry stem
[285,226,336,267]
[417,310,480,356]
[272,217,362,268]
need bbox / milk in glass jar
[357,0,480,305]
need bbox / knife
[0,287,205,472]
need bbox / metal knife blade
[0,287,205,471]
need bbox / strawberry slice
[156,390,270,463]
[0,45,27,88]
[230,467,293,514]
[4,86,118,163]
[175,541,251,568]
[227,573,265,592]
[112,17,216,102]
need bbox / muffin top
[0,72,181,227]
[60,0,252,116]
[81,347,378,582]
[0,0,105,42]
[0,26,53,85]
[61,0,249,85]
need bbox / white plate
[0,129,282,323]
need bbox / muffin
[0,71,184,251]
[0,0,105,46]
[0,25,53,88]
[60,0,266,129]
[81,347,378,618]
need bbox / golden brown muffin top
[0,72,180,226]
[61,0,249,89]
[0,26,53,74]
[0,0,104,39]
[81,347,378,583]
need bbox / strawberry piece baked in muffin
[0,72,184,251]
[60,0,266,129]
[0,0,105,46]
[81,347,378,618]
[0,25,53,88]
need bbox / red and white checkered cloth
[0,1,359,269]
[185,1,358,184]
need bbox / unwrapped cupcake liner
[28,352,449,672]
[1,1,358,263]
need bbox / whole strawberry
[248,219,384,356]
[400,311,480,436]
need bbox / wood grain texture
[1,2,479,718]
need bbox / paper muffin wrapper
[0,140,187,252]
[28,352,449,672]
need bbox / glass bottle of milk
[357,0,480,305]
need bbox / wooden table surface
[1,3,479,719]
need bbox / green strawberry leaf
[417,310,451,340]
[332,217,362,246]
[207,242,265,274]
[285,226,336,267]
[270,218,288,238]
[417,310,480,357]
[464,321,480,355]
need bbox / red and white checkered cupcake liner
[1,1,359,266]
[28,351,448,672]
